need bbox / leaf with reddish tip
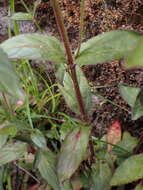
[107,121,121,152]
[57,126,91,182]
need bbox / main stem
[51,0,87,119]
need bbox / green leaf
[116,131,138,153]
[60,121,74,140]
[0,48,24,101]
[135,183,143,190]
[110,153,143,186]
[58,66,92,115]
[0,135,8,148]
[11,13,33,20]
[92,136,108,160]
[61,181,73,190]
[119,85,143,120]
[91,161,112,190]
[0,121,17,137]
[55,63,65,84]
[57,126,91,182]
[112,131,138,164]
[0,127,17,139]
[119,85,140,107]
[0,142,27,166]
[75,30,141,66]
[0,121,13,149]
[132,88,143,120]
[1,34,66,63]
[37,151,60,190]
[125,38,143,68]
[31,129,47,149]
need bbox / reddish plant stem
[50,0,87,120]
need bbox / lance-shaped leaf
[11,13,33,20]
[91,161,112,190]
[37,151,60,190]
[1,34,66,63]
[57,126,91,182]
[132,88,143,120]
[0,48,24,101]
[0,142,27,166]
[119,85,140,107]
[110,153,143,186]
[75,30,141,66]
[58,66,92,115]
[31,129,47,149]
[125,38,143,68]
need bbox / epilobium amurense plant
[1,0,143,189]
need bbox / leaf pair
[119,85,143,120]
[1,30,142,66]
[1,30,142,115]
